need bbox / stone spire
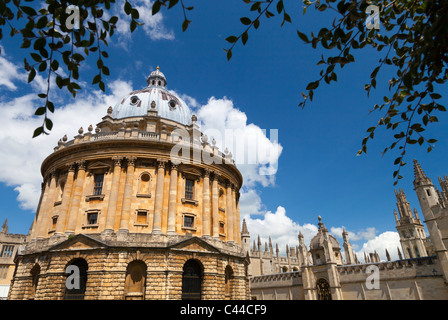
[1,218,8,233]
[413,159,432,187]
[241,219,249,236]
[395,188,414,220]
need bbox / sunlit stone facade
[8,68,249,300]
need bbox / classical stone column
[167,163,178,235]
[55,164,76,235]
[119,156,136,233]
[202,169,211,237]
[211,172,219,238]
[30,174,50,240]
[226,182,234,243]
[104,157,123,234]
[66,160,87,235]
[152,160,166,234]
[232,188,240,244]
[37,170,58,238]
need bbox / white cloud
[331,226,377,242]
[355,231,401,262]
[0,55,133,210]
[112,0,174,44]
[242,206,318,254]
[196,97,283,188]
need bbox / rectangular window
[136,211,148,224]
[51,216,58,230]
[184,215,194,229]
[185,179,194,200]
[219,222,225,235]
[87,212,98,225]
[0,245,14,258]
[0,265,9,279]
[94,174,104,195]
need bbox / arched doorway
[182,259,202,300]
[64,258,88,300]
[124,260,147,300]
[224,265,234,300]
[30,264,41,299]
[316,278,332,300]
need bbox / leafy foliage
[1,0,447,184]
[217,0,447,184]
[0,0,143,137]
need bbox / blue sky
[0,0,447,260]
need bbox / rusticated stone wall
[8,235,249,300]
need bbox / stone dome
[110,66,192,125]
[309,216,340,250]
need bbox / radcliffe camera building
[8,68,249,300]
[6,68,448,300]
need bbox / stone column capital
[157,159,167,168]
[203,168,211,178]
[170,163,179,172]
[77,160,87,170]
[112,156,123,167]
[126,156,137,167]
[68,163,76,172]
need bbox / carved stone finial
[107,106,113,114]
[95,127,100,133]
[151,100,156,109]
[88,124,93,132]
[202,134,208,143]
[78,127,84,135]
[62,134,67,142]
[212,138,216,146]
[191,114,197,122]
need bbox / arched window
[124,260,147,300]
[407,248,413,259]
[316,278,332,300]
[224,265,234,300]
[182,259,202,300]
[282,266,288,273]
[414,246,420,258]
[30,264,41,298]
[64,258,88,300]
[137,172,151,197]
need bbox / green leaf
[34,107,46,116]
[182,19,190,32]
[297,30,309,43]
[242,31,248,45]
[225,36,238,43]
[124,1,132,15]
[45,118,53,131]
[152,1,161,15]
[32,126,44,138]
[28,68,36,83]
[20,6,37,16]
[227,49,232,61]
[240,17,251,25]
[306,81,319,90]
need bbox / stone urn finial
[107,106,113,114]
[78,127,84,135]
[88,124,93,132]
